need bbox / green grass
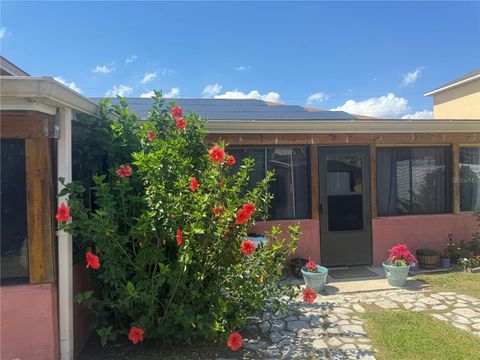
[363,311,480,360]
[414,270,480,298]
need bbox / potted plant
[383,244,416,287]
[440,248,451,268]
[416,248,440,269]
[460,256,480,273]
[301,258,328,292]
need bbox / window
[228,146,310,220]
[460,147,480,211]
[376,147,451,216]
[1,139,29,283]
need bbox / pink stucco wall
[1,283,59,360]
[372,213,477,265]
[252,219,321,263]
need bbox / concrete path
[236,279,480,359]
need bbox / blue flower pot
[383,262,410,287]
[301,265,328,292]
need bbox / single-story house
[1,60,479,360]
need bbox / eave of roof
[0,76,99,116]
[425,69,480,96]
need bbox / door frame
[318,146,373,266]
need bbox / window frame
[227,145,311,221]
[376,145,452,217]
[459,145,480,213]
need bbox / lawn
[363,311,480,360]
[414,269,480,298]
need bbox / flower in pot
[383,244,416,287]
[301,258,328,293]
[460,255,480,273]
[416,248,440,269]
[440,248,451,269]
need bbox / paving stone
[432,313,448,321]
[457,294,479,302]
[284,315,298,321]
[411,307,426,311]
[452,323,470,331]
[358,344,372,350]
[452,308,480,318]
[418,297,442,305]
[471,323,480,331]
[438,292,457,296]
[340,324,367,336]
[450,314,470,324]
[353,304,366,313]
[340,343,357,351]
[270,319,286,332]
[270,331,283,343]
[244,340,268,351]
[375,300,398,309]
[312,338,328,350]
[431,305,449,310]
[430,293,446,300]
[327,337,343,348]
[260,321,270,334]
[403,303,414,310]
[286,320,310,331]
[453,302,469,308]
[332,307,353,315]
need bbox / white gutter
[206,119,480,134]
[57,107,74,360]
[0,76,98,117]
[424,73,480,96]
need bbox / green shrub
[58,93,300,347]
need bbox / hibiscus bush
[58,93,300,347]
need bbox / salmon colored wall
[372,213,477,265]
[1,283,59,360]
[252,219,321,263]
[73,264,95,357]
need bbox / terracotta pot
[417,254,440,269]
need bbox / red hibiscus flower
[242,202,255,216]
[85,251,100,270]
[189,177,198,191]
[171,106,182,118]
[176,228,183,246]
[227,331,243,351]
[240,240,256,256]
[226,155,236,166]
[209,145,226,163]
[128,326,144,345]
[176,117,186,130]
[116,165,132,178]
[303,287,317,304]
[306,258,317,272]
[147,130,154,143]
[214,206,225,217]
[56,203,70,223]
[235,208,250,225]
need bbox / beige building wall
[433,78,480,119]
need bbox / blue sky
[1,1,479,118]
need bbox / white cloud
[0,27,6,39]
[202,83,223,98]
[164,87,180,98]
[93,65,114,74]
[331,93,410,118]
[53,76,82,94]
[401,110,433,119]
[125,55,138,63]
[234,65,251,71]
[140,91,155,98]
[401,67,422,87]
[105,84,133,97]
[306,92,330,105]
[214,89,281,103]
[141,72,157,84]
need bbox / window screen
[460,147,480,212]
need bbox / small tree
[58,93,300,348]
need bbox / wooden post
[452,143,460,214]
[310,145,319,220]
[370,144,378,219]
[25,139,55,283]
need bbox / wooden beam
[370,144,378,219]
[310,146,319,220]
[452,143,460,214]
[207,132,480,146]
[1,111,57,139]
[26,139,56,283]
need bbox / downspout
[57,107,74,360]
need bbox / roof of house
[90,97,361,121]
[0,56,30,76]
[425,69,480,96]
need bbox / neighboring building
[1,59,480,360]
[425,69,480,119]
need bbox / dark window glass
[460,147,480,211]
[1,140,29,283]
[377,147,451,216]
[228,146,310,220]
[328,194,363,231]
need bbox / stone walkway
[238,287,480,359]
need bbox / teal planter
[301,265,328,292]
[383,262,410,287]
